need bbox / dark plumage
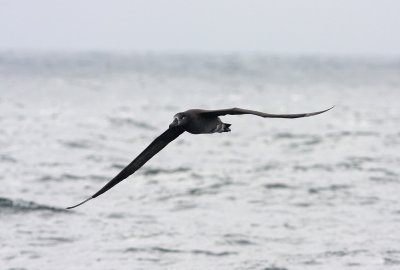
[67,106,333,209]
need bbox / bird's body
[67,106,333,209]
[177,109,230,134]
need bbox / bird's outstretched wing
[67,126,185,209]
[199,106,334,118]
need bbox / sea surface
[0,52,399,270]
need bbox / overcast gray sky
[0,0,399,56]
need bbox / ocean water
[0,52,399,270]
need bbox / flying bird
[67,106,333,209]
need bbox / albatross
[67,106,333,209]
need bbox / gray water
[1,52,400,270]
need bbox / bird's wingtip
[323,105,335,112]
[323,105,335,113]
[66,197,93,210]
[305,105,335,117]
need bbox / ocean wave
[158,175,235,201]
[125,246,237,257]
[141,167,190,176]
[108,117,156,130]
[38,173,109,182]
[58,139,92,149]
[369,176,399,183]
[308,184,351,194]
[385,258,400,265]
[273,132,318,140]
[222,233,256,246]
[38,173,84,182]
[109,164,191,176]
[293,156,391,173]
[264,183,292,190]
[293,164,334,172]
[326,131,380,139]
[368,167,398,177]
[0,154,17,163]
[322,249,368,258]
[0,197,68,214]
[255,162,281,172]
[272,133,322,148]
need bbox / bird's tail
[222,123,231,132]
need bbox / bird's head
[169,113,189,128]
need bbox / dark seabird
[67,106,333,209]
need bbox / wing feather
[200,106,334,119]
[67,126,185,209]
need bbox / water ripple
[326,130,380,139]
[264,183,292,190]
[125,246,237,257]
[223,234,256,246]
[308,184,351,194]
[141,166,191,176]
[38,173,83,182]
[0,154,17,163]
[108,117,156,130]
[0,197,68,214]
[58,139,92,149]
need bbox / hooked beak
[169,118,179,128]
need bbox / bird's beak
[169,118,179,128]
